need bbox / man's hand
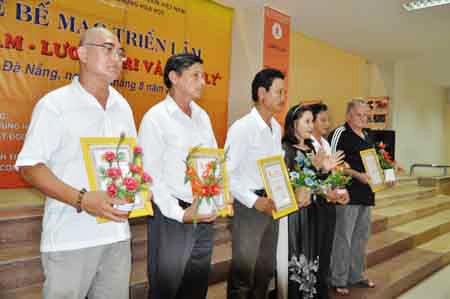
[356,172,370,185]
[81,191,130,222]
[182,205,217,224]
[254,196,276,216]
[335,189,350,205]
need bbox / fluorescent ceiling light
[403,0,450,11]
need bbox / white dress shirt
[225,108,283,208]
[311,135,332,155]
[15,77,136,252]
[138,95,217,223]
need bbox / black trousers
[227,201,278,299]
[148,203,214,299]
[316,199,337,299]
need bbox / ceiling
[215,0,450,87]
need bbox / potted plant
[376,142,397,182]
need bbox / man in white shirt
[310,103,332,156]
[15,27,135,299]
[138,53,217,299]
[226,68,285,299]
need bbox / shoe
[332,286,350,296]
[352,279,376,288]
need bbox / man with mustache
[16,27,135,299]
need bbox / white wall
[227,5,264,125]
[392,58,449,171]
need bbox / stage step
[374,185,436,209]
[0,197,232,298]
[331,231,450,299]
[367,207,450,267]
[1,178,448,299]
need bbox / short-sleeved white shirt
[15,77,137,252]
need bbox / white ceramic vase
[384,168,396,182]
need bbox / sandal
[333,286,350,296]
[353,279,376,288]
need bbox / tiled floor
[399,264,450,299]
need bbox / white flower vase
[114,196,135,212]
[336,188,348,196]
[197,198,216,215]
[384,168,396,182]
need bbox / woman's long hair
[282,104,314,151]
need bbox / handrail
[410,163,450,176]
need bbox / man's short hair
[346,98,367,114]
[310,102,328,121]
[251,68,285,102]
[163,53,203,89]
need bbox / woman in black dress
[279,104,345,299]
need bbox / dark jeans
[148,203,214,299]
[227,201,278,299]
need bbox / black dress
[283,142,331,299]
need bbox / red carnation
[201,185,210,197]
[133,146,143,155]
[107,183,118,197]
[129,164,141,174]
[202,170,210,179]
[378,142,386,149]
[103,151,116,162]
[211,184,221,196]
[123,177,139,192]
[142,172,152,183]
[106,167,122,179]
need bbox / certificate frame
[360,148,385,192]
[257,155,298,220]
[80,137,153,222]
[188,147,233,217]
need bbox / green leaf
[117,152,126,161]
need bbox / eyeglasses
[82,42,126,60]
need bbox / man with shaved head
[16,27,135,298]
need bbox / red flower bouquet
[184,147,228,222]
[100,137,152,211]
[376,142,402,182]
[376,142,396,170]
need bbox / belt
[178,198,191,209]
[254,189,267,197]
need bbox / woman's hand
[295,187,312,208]
[311,150,345,172]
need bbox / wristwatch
[76,188,87,213]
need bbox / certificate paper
[258,155,298,219]
[360,148,385,192]
[80,137,153,222]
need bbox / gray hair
[346,98,367,114]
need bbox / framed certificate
[360,148,385,192]
[80,137,153,222]
[257,155,298,220]
[188,147,233,217]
